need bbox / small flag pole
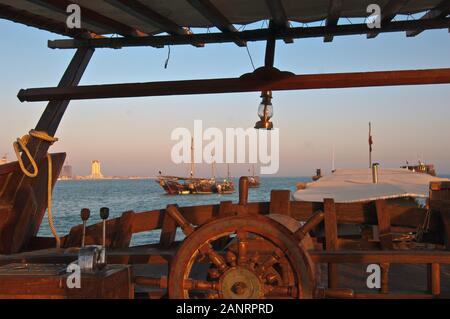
[368,122,373,168]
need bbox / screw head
[100,207,110,220]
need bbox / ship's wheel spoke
[236,231,249,265]
[184,279,219,291]
[265,285,298,298]
[265,272,280,285]
[256,249,283,276]
[225,250,237,267]
[199,244,228,272]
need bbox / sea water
[38,177,309,246]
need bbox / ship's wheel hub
[219,267,262,299]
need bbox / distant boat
[401,161,437,176]
[214,164,235,194]
[156,139,234,195]
[247,165,260,188]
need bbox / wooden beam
[324,198,339,288]
[17,68,450,102]
[375,200,393,250]
[324,0,343,42]
[27,0,146,37]
[0,48,93,254]
[0,3,93,38]
[407,0,450,37]
[367,0,409,39]
[159,212,178,248]
[105,0,203,47]
[427,263,441,297]
[265,21,276,67]
[186,0,246,46]
[48,17,450,49]
[265,0,293,43]
[309,250,450,264]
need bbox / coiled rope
[13,129,61,248]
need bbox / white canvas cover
[0,0,443,36]
[293,168,449,203]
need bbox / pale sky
[1,19,449,177]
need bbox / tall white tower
[91,160,103,179]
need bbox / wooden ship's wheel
[168,214,314,299]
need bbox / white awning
[293,168,449,203]
[0,0,443,36]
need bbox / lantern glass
[257,100,273,120]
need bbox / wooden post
[324,198,339,288]
[159,211,178,248]
[112,211,135,248]
[427,263,441,297]
[375,200,392,294]
[269,190,291,216]
[375,200,393,250]
[429,181,450,250]
[238,176,249,206]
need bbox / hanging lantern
[254,90,273,129]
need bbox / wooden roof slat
[265,0,293,43]
[407,0,450,37]
[324,0,343,43]
[367,0,410,39]
[186,0,246,47]
[26,0,145,37]
[48,17,450,49]
[0,3,91,38]
[104,0,204,47]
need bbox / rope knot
[13,129,61,248]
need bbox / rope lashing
[13,129,61,248]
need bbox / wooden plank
[105,0,203,47]
[440,210,450,250]
[112,211,135,248]
[186,0,246,47]
[324,198,339,288]
[28,0,145,37]
[0,162,19,176]
[0,153,65,253]
[159,211,178,248]
[269,190,291,216]
[265,0,293,43]
[0,3,93,38]
[309,250,450,264]
[407,0,450,37]
[324,0,343,42]
[18,68,450,102]
[48,17,450,49]
[375,200,393,250]
[218,200,234,218]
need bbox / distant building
[60,164,73,179]
[90,160,103,179]
[0,154,7,165]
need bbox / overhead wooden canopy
[0,0,449,48]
